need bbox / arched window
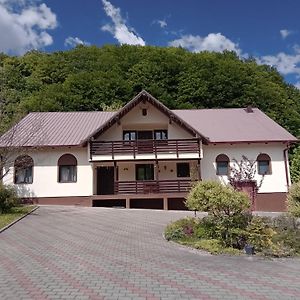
[58,154,77,183]
[14,155,33,184]
[257,153,271,175]
[216,154,229,175]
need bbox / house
[0,91,298,211]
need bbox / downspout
[283,143,291,189]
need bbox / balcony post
[126,198,130,209]
[114,161,118,194]
[198,138,202,158]
[163,197,168,210]
[197,159,202,181]
[89,140,92,161]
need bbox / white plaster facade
[3,147,93,198]
[1,97,291,203]
[201,143,289,193]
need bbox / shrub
[246,216,276,251]
[271,214,298,230]
[199,214,250,248]
[287,181,300,217]
[194,239,223,254]
[164,217,197,240]
[186,181,250,217]
[0,184,19,214]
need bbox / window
[58,154,77,183]
[136,164,154,180]
[14,155,33,184]
[257,153,271,175]
[123,131,136,141]
[216,154,229,175]
[142,108,147,116]
[154,130,168,140]
[177,163,190,177]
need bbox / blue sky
[1,0,300,87]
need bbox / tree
[287,181,300,217]
[290,146,300,183]
[186,180,250,217]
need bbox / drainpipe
[283,143,291,189]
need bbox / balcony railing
[114,179,193,194]
[90,138,201,159]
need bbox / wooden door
[97,167,115,195]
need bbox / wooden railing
[90,138,201,159]
[114,179,193,194]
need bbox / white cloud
[101,0,145,46]
[258,46,300,89]
[169,33,241,55]
[64,36,90,47]
[294,81,300,89]
[0,1,57,54]
[258,48,300,75]
[280,29,292,39]
[153,19,167,28]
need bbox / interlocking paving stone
[0,206,300,299]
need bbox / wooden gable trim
[82,90,209,145]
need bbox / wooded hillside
[1,45,300,181]
[1,45,300,138]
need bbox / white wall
[117,161,198,181]
[98,102,193,141]
[201,143,289,193]
[3,147,93,198]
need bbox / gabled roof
[0,91,297,148]
[84,90,209,143]
[174,108,298,143]
[0,111,115,147]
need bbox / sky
[1,0,300,87]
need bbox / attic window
[142,108,147,116]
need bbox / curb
[0,206,39,233]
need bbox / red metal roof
[0,111,114,147]
[174,108,297,143]
[0,106,297,148]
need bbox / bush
[246,216,276,251]
[0,184,19,214]
[199,214,251,248]
[164,217,197,240]
[186,181,250,217]
[287,181,300,217]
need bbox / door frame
[96,166,115,195]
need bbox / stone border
[0,206,39,233]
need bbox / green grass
[0,206,36,230]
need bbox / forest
[0,45,299,180]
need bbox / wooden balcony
[114,179,193,194]
[90,138,202,161]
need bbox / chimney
[245,106,254,113]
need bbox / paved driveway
[0,206,300,300]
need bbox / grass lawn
[0,206,36,230]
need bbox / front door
[137,131,153,153]
[97,167,114,195]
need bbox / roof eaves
[81,90,210,144]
